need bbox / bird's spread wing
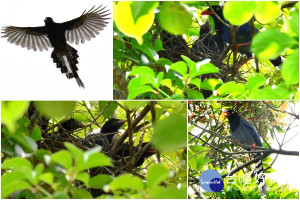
[1,26,52,51]
[61,5,110,45]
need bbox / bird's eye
[216,7,219,10]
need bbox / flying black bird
[2,5,110,88]
[201,5,282,67]
[224,110,266,198]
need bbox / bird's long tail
[254,153,266,198]
[51,44,84,88]
[270,56,283,67]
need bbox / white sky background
[0,0,113,100]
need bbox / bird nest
[38,128,154,178]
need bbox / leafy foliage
[1,101,187,198]
[113,1,298,100]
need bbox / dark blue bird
[192,19,225,59]
[201,5,282,67]
[224,110,266,198]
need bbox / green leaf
[90,174,113,189]
[98,101,118,119]
[254,2,281,24]
[152,114,187,151]
[149,184,187,199]
[39,172,54,185]
[223,1,255,26]
[1,172,31,199]
[251,29,295,59]
[51,150,72,169]
[115,1,155,44]
[156,72,164,88]
[75,172,90,187]
[159,2,193,35]
[128,85,154,99]
[249,84,291,99]
[31,126,41,141]
[147,164,170,187]
[77,152,112,172]
[189,78,201,90]
[170,94,185,99]
[170,61,187,76]
[201,78,223,91]
[2,157,33,172]
[282,50,299,86]
[52,192,69,199]
[158,58,173,67]
[187,90,204,99]
[1,101,29,132]
[217,82,246,96]
[128,76,153,91]
[287,3,299,36]
[64,142,83,161]
[182,55,196,72]
[130,2,159,24]
[109,174,144,192]
[71,190,93,199]
[128,66,155,77]
[119,101,148,111]
[247,73,266,93]
[35,101,76,118]
[131,40,159,62]
[160,79,173,89]
[191,63,219,79]
[32,164,44,185]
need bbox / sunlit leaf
[115,1,155,44]
[159,2,193,35]
[223,1,255,26]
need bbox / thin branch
[109,104,151,156]
[262,101,299,119]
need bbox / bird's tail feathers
[270,56,283,67]
[51,44,84,88]
[254,153,266,198]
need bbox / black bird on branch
[201,5,283,68]
[2,5,110,88]
[224,110,267,198]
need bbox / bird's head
[100,118,127,133]
[44,17,54,24]
[201,5,223,18]
[59,118,85,133]
[224,110,233,117]
[224,110,240,120]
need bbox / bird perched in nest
[224,110,266,198]
[201,5,283,67]
[192,19,226,61]
[2,5,110,87]
[58,118,86,133]
[83,118,126,150]
[116,142,156,167]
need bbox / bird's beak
[201,9,213,15]
[223,111,230,117]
